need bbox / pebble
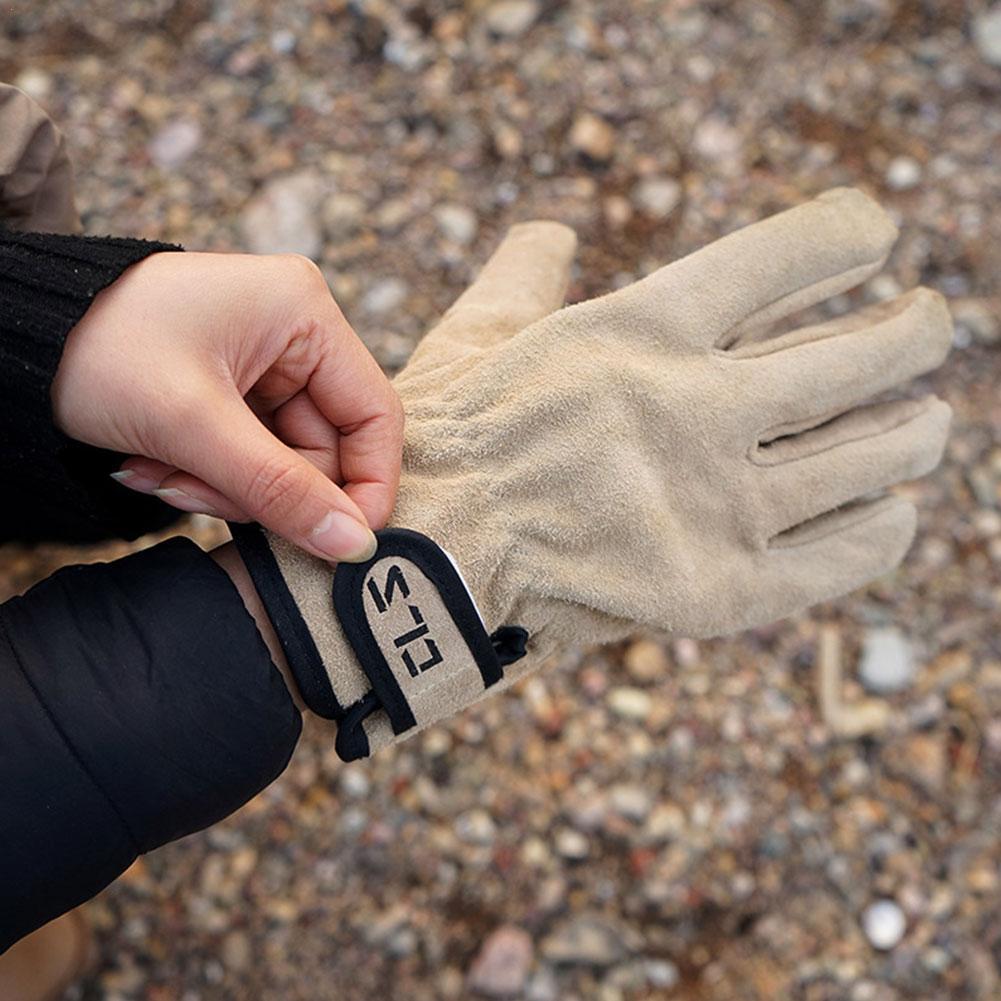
[632,177,682,219]
[542,917,627,967]
[435,203,479,245]
[623,638,669,682]
[692,116,742,161]
[147,119,202,169]
[608,784,652,823]
[569,112,616,162]
[322,192,366,239]
[607,687,653,721]
[862,900,907,950]
[239,171,324,258]
[885,156,922,191]
[555,827,590,860]
[456,808,497,845]
[467,925,534,997]
[362,277,409,314]
[14,67,53,101]
[973,6,1001,65]
[858,627,915,694]
[952,299,1000,345]
[222,930,252,971]
[484,0,540,37]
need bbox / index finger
[308,324,404,529]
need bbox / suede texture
[259,189,953,755]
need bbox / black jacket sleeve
[0,537,302,952]
[0,227,185,543]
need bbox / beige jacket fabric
[251,188,953,757]
[0,83,79,234]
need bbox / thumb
[170,390,377,563]
[405,220,577,372]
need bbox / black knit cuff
[0,228,184,542]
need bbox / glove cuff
[231,524,528,760]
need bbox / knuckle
[280,252,325,288]
[245,458,309,519]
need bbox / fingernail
[311,511,377,562]
[153,487,221,517]
[110,469,160,494]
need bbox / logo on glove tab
[365,561,443,678]
[332,528,507,739]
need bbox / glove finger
[739,288,951,432]
[613,187,897,349]
[763,493,917,611]
[755,396,951,539]
[403,220,577,372]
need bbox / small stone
[885,156,922,191]
[973,6,1001,66]
[362,277,409,315]
[322,192,366,239]
[435,203,478,245]
[953,299,1000,345]
[542,917,627,967]
[607,687,652,721]
[525,966,559,1001]
[569,112,616,162]
[858,627,915,694]
[863,899,906,950]
[467,926,534,997]
[148,119,202,168]
[221,930,252,971]
[692,116,742,161]
[645,959,680,988]
[14,67,52,101]
[239,171,324,258]
[456,808,497,845]
[555,827,590,860]
[608,784,652,823]
[603,195,633,229]
[484,0,540,37]
[866,273,904,302]
[632,177,682,219]
[623,639,669,682]
[340,767,371,798]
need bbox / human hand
[51,251,403,562]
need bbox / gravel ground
[2,1,1001,998]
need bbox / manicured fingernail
[153,487,221,517]
[110,469,160,494]
[311,510,377,562]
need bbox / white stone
[435,203,478,245]
[456,808,496,845]
[467,926,534,997]
[863,899,906,950]
[555,827,590,860]
[485,0,541,37]
[362,277,409,315]
[148,119,202,169]
[973,6,1001,66]
[885,156,922,191]
[632,177,682,219]
[239,171,324,258]
[607,686,652,720]
[858,627,915,694]
[14,67,52,101]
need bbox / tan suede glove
[233,188,952,760]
